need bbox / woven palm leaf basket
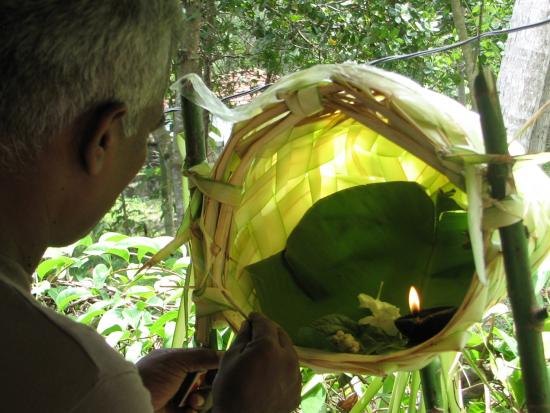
[165,64,550,375]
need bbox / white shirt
[0,255,154,412]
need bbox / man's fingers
[228,318,252,351]
[187,391,205,409]
[167,348,220,372]
[277,326,294,348]
[249,312,280,342]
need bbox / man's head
[0,1,183,258]
[0,0,182,169]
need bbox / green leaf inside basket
[246,181,474,348]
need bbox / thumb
[228,318,252,352]
[157,348,221,372]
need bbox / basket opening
[225,110,473,354]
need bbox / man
[0,1,301,412]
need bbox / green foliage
[94,194,164,238]
[200,0,513,103]
[31,230,549,412]
[32,232,192,362]
[299,313,407,356]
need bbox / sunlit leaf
[31,280,51,296]
[97,308,128,334]
[54,287,92,311]
[85,241,130,262]
[36,256,76,280]
[126,285,156,299]
[92,263,110,289]
[77,300,112,325]
[122,308,144,329]
[300,383,326,413]
[125,341,143,362]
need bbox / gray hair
[0,0,183,168]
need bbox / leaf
[248,182,474,347]
[54,287,92,311]
[31,280,51,296]
[122,308,144,329]
[298,314,360,353]
[146,296,164,308]
[77,300,112,325]
[97,308,128,334]
[119,236,160,261]
[357,325,407,354]
[149,311,179,336]
[92,263,110,289]
[85,241,130,262]
[105,330,126,348]
[99,232,128,242]
[126,285,156,299]
[125,341,143,363]
[300,383,326,413]
[36,256,76,280]
[494,327,518,355]
[508,368,526,408]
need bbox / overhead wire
[367,16,550,65]
[217,16,550,102]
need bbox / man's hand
[136,348,220,413]
[212,313,301,413]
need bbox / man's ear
[82,103,127,175]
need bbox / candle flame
[409,286,421,314]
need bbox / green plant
[31,231,550,412]
[32,232,192,362]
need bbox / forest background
[32,1,550,412]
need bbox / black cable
[220,83,272,102]
[368,16,550,65]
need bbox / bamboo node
[534,307,548,322]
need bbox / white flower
[357,293,401,335]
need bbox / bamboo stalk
[181,91,206,169]
[420,358,445,413]
[181,83,211,345]
[474,67,550,413]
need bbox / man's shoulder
[0,276,147,412]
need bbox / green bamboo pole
[180,82,214,348]
[420,358,445,413]
[181,92,206,169]
[474,66,550,413]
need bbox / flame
[409,286,421,314]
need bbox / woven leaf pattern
[169,64,550,374]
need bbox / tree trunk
[179,1,203,81]
[497,0,550,152]
[450,0,478,110]
[155,130,176,236]
[171,137,184,222]
[457,64,467,105]
[171,111,185,221]
[529,65,550,152]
